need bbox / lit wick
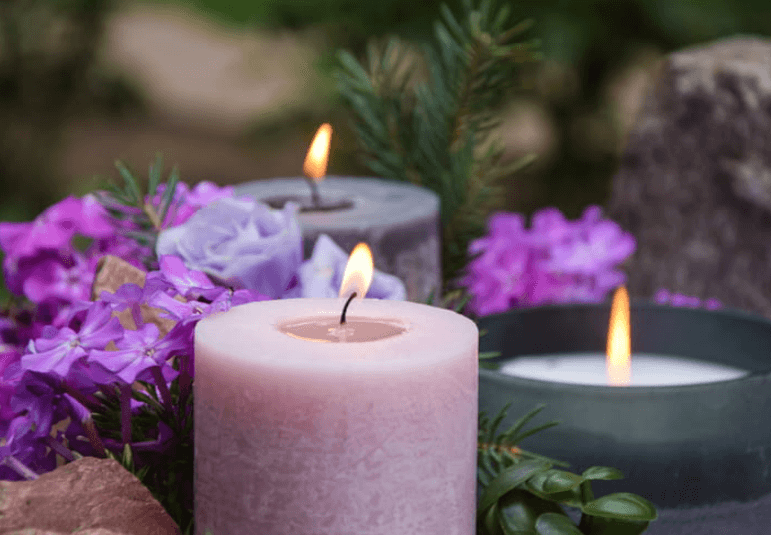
[340,292,357,325]
[303,123,332,210]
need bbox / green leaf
[478,459,552,513]
[121,442,134,471]
[498,489,566,533]
[581,493,658,522]
[114,160,141,204]
[582,466,624,481]
[148,152,163,196]
[480,350,502,359]
[498,404,547,443]
[527,469,584,494]
[486,401,512,444]
[482,502,504,535]
[159,166,180,224]
[534,513,584,535]
[506,421,561,446]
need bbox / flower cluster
[459,206,636,316]
[0,179,409,485]
[0,252,268,481]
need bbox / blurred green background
[1,0,770,222]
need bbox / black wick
[304,177,321,208]
[340,292,357,325]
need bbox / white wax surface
[194,298,479,535]
[499,353,748,386]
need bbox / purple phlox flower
[282,234,407,300]
[99,283,145,311]
[0,349,21,421]
[704,298,723,310]
[0,196,83,258]
[21,252,96,304]
[88,323,182,386]
[8,372,65,445]
[459,237,529,315]
[213,288,271,310]
[0,413,52,480]
[186,181,235,207]
[148,291,215,325]
[157,255,223,300]
[528,207,574,248]
[156,181,236,227]
[76,194,116,238]
[93,234,153,271]
[50,299,92,330]
[578,205,603,227]
[545,220,636,276]
[22,302,123,379]
[148,182,191,228]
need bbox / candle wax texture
[194,298,479,535]
[500,353,748,386]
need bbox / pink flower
[459,206,637,316]
[20,253,96,304]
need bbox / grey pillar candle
[234,177,442,305]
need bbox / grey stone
[0,456,180,535]
[608,36,771,319]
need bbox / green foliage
[95,153,182,270]
[90,356,195,535]
[477,403,657,535]
[334,0,540,296]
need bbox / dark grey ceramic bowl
[477,302,771,509]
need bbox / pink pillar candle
[194,297,479,535]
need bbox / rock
[607,36,771,319]
[5,530,123,535]
[0,456,180,535]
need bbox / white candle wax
[499,353,748,386]
[194,298,479,535]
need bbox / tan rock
[0,457,180,535]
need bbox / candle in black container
[477,301,771,512]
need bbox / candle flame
[607,286,631,386]
[339,242,374,300]
[303,123,332,182]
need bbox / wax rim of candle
[195,298,479,372]
[235,177,439,227]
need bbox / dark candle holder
[477,301,771,509]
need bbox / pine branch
[335,0,541,294]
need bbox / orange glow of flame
[606,286,631,386]
[338,242,374,300]
[303,123,332,182]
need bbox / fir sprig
[96,152,182,269]
[477,403,657,535]
[335,0,541,294]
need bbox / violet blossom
[460,205,636,316]
[281,234,407,300]
[155,197,303,299]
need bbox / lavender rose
[282,234,407,300]
[155,198,303,299]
